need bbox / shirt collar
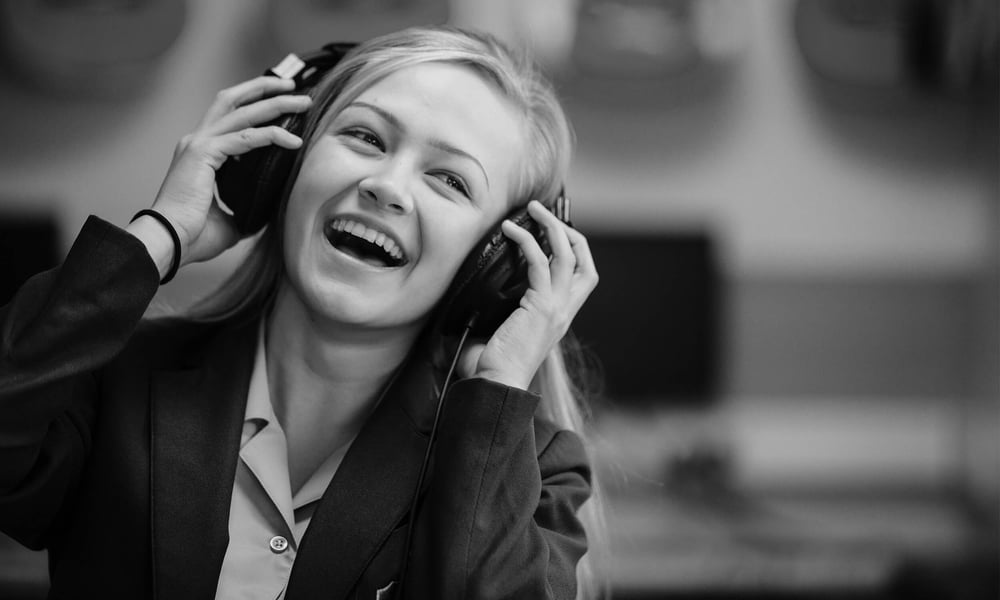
[241,321,356,509]
[241,322,274,445]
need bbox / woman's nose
[358,174,413,214]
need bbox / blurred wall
[0,0,283,281]
[566,24,991,274]
[0,1,991,277]
[553,1,996,500]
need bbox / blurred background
[0,0,996,598]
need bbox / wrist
[471,369,530,391]
[125,211,181,283]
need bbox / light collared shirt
[214,327,355,600]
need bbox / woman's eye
[432,172,470,198]
[343,128,384,151]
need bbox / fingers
[527,200,575,290]
[501,218,552,293]
[199,76,297,127]
[173,125,302,172]
[562,221,597,276]
[203,93,312,136]
[504,200,599,294]
[214,125,303,158]
[186,76,312,168]
[206,201,241,249]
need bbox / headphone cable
[396,311,478,597]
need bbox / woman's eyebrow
[347,101,490,189]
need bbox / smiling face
[281,62,527,334]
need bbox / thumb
[206,201,241,248]
[457,341,487,379]
[181,200,241,266]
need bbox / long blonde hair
[187,25,606,599]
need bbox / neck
[264,282,421,470]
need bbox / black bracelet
[130,209,181,284]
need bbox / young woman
[0,26,601,599]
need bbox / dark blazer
[0,216,591,599]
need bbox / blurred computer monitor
[571,231,720,406]
[0,212,61,307]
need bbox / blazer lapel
[149,320,257,600]
[285,341,444,600]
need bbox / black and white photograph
[0,1,997,599]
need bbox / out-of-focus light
[516,0,749,77]
[0,0,187,97]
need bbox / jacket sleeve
[0,215,160,548]
[409,377,591,600]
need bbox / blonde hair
[188,25,605,599]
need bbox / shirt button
[269,535,289,554]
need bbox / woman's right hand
[127,76,312,276]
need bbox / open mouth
[324,218,408,268]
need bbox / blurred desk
[601,489,987,599]
[593,402,996,600]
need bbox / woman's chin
[283,282,423,336]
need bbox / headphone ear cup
[215,110,307,235]
[438,209,548,337]
[213,43,357,236]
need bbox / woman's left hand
[458,200,599,390]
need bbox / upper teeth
[329,218,404,261]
